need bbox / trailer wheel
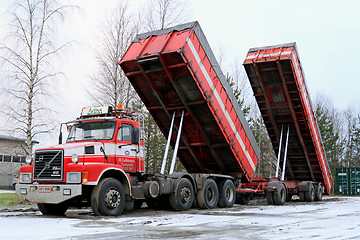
[273,184,286,205]
[169,178,194,211]
[91,178,125,216]
[315,184,323,201]
[218,180,236,207]
[266,191,274,205]
[37,203,68,215]
[299,191,305,202]
[236,193,250,205]
[197,179,219,209]
[305,183,315,202]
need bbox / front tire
[38,202,68,215]
[91,178,125,216]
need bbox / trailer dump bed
[243,43,332,193]
[120,22,260,181]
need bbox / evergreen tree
[314,96,345,181]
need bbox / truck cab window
[117,124,133,142]
[67,121,116,142]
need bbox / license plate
[38,186,51,193]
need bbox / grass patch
[0,193,27,208]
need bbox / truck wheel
[91,178,125,216]
[273,184,286,205]
[305,183,315,202]
[315,184,323,201]
[218,180,236,208]
[235,193,250,205]
[266,191,274,204]
[37,203,68,215]
[299,191,305,202]
[197,179,219,209]
[169,178,194,211]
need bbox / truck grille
[33,150,63,181]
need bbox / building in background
[0,135,38,189]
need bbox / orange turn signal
[82,171,88,184]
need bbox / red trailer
[240,43,332,204]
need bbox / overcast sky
[0,0,359,146]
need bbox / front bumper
[16,184,82,204]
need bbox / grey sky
[0,0,359,146]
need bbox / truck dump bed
[120,22,260,181]
[243,43,332,193]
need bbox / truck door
[116,123,138,172]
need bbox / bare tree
[141,0,189,173]
[0,0,73,156]
[146,0,189,31]
[87,2,141,110]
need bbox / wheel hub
[180,187,191,204]
[207,187,215,202]
[105,188,121,209]
[225,186,234,201]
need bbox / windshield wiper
[84,136,95,139]
[67,136,76,142]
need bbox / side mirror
[132,128,139,145]
[58,131,63,144]
[58,123,64,144]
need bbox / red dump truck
[16,22,260,215]
[239,43,332,204]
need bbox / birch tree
[0,0,72,156]
[146,0,189,31]
[143,0,189,173]
[87,2,140,110]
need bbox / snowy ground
[0,196,359,240]
[0,189,15,194]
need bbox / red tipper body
[243,43,332,194]
[120,22,260,182]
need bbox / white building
[0,135,38,189]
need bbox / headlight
[25,156,32,164]
[66,172,81,184]
[19,173,32,183]
[71,154,79,164]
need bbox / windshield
[67,121,116,142]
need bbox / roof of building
[0,135,39,144]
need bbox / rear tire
[91,178,125,216]
[273,184,286,205]
[236,194,250,205]
[299,191,305,202]
[218,180,236,208]
[37,202,68,216]
[197,179,219,209]
[266,191,274,205]
[169,178,194,211]
[315,184,323,201]
[305,184,315,202]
